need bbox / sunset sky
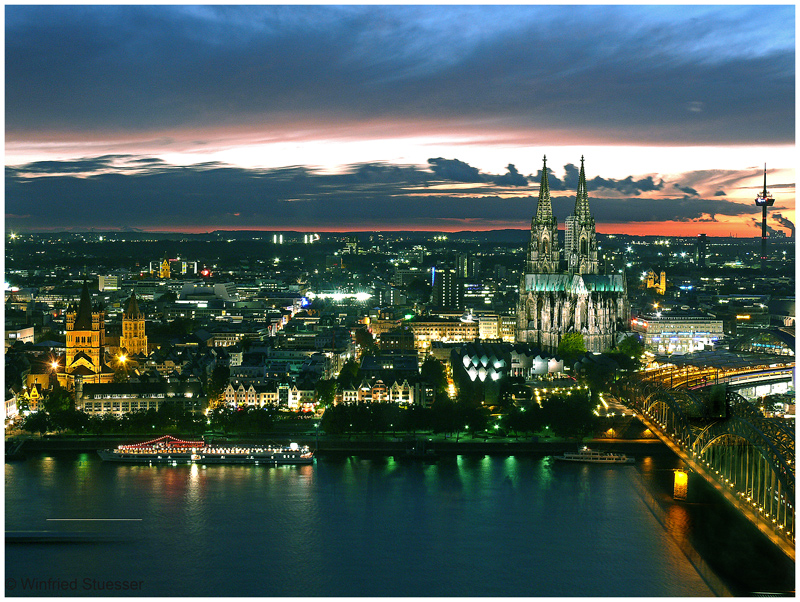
[5,5,795,237]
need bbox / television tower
[754,164,774,271]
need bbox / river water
[4,450,793,596]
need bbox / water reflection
[4,451,747,597]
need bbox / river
[4,450,794,596]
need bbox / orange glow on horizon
[31,219,790,238]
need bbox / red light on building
[200,268,212,278]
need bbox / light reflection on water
[6,452,720,597]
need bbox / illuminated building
[517,156,629,352]
[98,274,120,291]
[65,281,114,390]
[159,255,171,279]
[344,236,358,254]
[646,268,666,295]
[451,341,564,405]
[630,309,723,354]
[431,267,458,308]
[353,379,418,404]
[380,326,416,353]
[79,381,206,417]
[407,317,479,353]
[5,325,34,348]
[120,292,148,356]
[456,253,481,278]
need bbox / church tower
[526,156,560,274]
[159,255,171,279]
[120,292,148,356]
[566,156,599,275]
[66,281,113,389]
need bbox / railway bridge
[614,380,795,559]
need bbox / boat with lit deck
[553,446,634,464]
[98,435,314,465]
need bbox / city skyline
[5,5,796,237]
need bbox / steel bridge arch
[692,392,795,499]
[633,387,708,449]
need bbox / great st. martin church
[516,156,630,353]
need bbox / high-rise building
[432,267,459,309]
[516,156,629,353]
[695,234,707,269]
[456,253,481,278]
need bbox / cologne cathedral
[516,156,630,353]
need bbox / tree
[616,335,645,370]
[430,397,458,436]
[420,357,449,401]
[557,333,587,364]
[206,365,230,407]
[354,328,379,356]
[456,396,490,439]
[541,390,598,439]
[315,378,338,407]
[337,359,361,390]
[320,404,349,435]
[22,411,50,435]
[41,388,74,413]
[49,409,89,433]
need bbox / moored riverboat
[98,435,314,465]
[553,446,635,464]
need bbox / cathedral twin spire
[530,154,598,276]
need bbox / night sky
[5,5,796,236]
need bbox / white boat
[553,446,635,464]
[98,435,314,465]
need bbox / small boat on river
[553,446,634,464]
[98,435,314,465]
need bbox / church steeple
[567,156,599,275]
[574,156,591,221]
[526,155,559,274]
[124,291,142,319]
[73,280,94,330]
[534,155,555,225]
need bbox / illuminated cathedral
[516,156,630,353]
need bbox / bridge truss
[620,381,795,546]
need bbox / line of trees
[321,389,599,440]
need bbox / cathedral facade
[516,156,630,353]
